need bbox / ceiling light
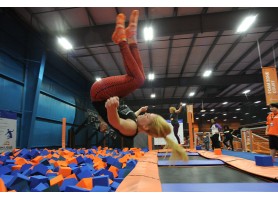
[237,15,257,33]
[144,27,153,41]
[254,101,261,104]
[233,116,237,119]
[223,119,227,121]
[245,113,249,115]
[182,103,186,106]
[148,73,155,80]
[262,107,268,110]
[58,37,73,50]
[240,119,243,121]
[150,93,156,98]
[242,89,250,94]
[201,114,205,117]
[236,108,241,111]
[196,117,199,120]
[223,113,227,116]
[203,70,212,77]
[189,92,195,97]
[96,77,102,81]
[222,102,228,105]
[210,109,215,112]
[252,116,256,118]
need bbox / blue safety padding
[158,159,224,166]
[161,183,278,192]
[157,152,199,157]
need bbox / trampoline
[157,152,278,192]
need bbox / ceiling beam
[124,94,265,106]
[47,8,278,48]
[141,74,263,88]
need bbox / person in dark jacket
[169,102,183,144]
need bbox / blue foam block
[0,175,14,185]
[76,169,92,180]
[65,185,90,192]
[126,160,137,169]
[196,145,202,150]
[93,175,109,187]
[114,178,124,183]
[31,182,49,192]
[76,156,85,164]
[9,180,30,192]
[91,186,111,192]
[30,175,49,188]
[255,155,273,166]
[111,181,120,190]
[0,166,12,175]
[59,178,78,192]
[31,163,49,176]
[102,169,114,180]
[6,173,30,188]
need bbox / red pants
[90,41,145,102]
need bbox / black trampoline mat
[159,165,267,183]
[158,155,207,160]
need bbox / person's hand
[105,96,120,111]
[99,121,108,133]
[141,106,148,112]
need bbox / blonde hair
[169,107,176,113]
[146,115,188,161]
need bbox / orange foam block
[58,167,72,178]
[50,174,64,187]
[76,177,93,190]
[0,178,7,192]
[214,148,222,155]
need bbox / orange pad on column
[214,148,222,155]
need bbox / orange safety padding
[198,151,278,180]
[116,151,162,192]
[214,148,222,155]
[67,157,78,165]
[0,178,7,192]
[58,167,72,178]
[76,177,93,190]
[54,161,68,167]
[50,174,64,187]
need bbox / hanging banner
[262,66,278,105]
[0,110,17,153]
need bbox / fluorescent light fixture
[58,37,73,50]
[196,117,199,120]
[144,27,153,41]
[189,92,195,97]
[242,89,250,94]
[148,73,155,80]
[233,116,237,119]
[223,119,227,121]
[240,119,243,121]
[222,102,228,105]
[150,93,156,98]
[236,108,241,111]
[201,114,205,117]
[182,103,186,106]
[254,101,261,104]
[252,116,256,118]
[245,113,249,115]
[203,70,212,77]
[207,120,210,122]
[214,117,218,119]
[262,107,268,110]
[96,77,102,81]
[152,106,156,108]
[237,15,257,33]
[223,113,227,116]
[210,109,215,112]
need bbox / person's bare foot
[112,13,127,44]
[126,10,139,44]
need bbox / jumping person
[90,10,188,161]
[169,103,183,144]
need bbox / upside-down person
[90,10,188,161]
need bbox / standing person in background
[223,125,234,151]
[203,132,210,151]
[210,119,222,149]
[169,102,183,144]
[265,103,278,162]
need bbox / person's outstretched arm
[175,102,183,113]
[105,96,137,136]
[135,106,148,117]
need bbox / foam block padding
[255,155,273,166]
[91,186,111,192]
[196,145,202,150]
[93,175,109,187]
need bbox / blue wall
[0,9,94,148]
